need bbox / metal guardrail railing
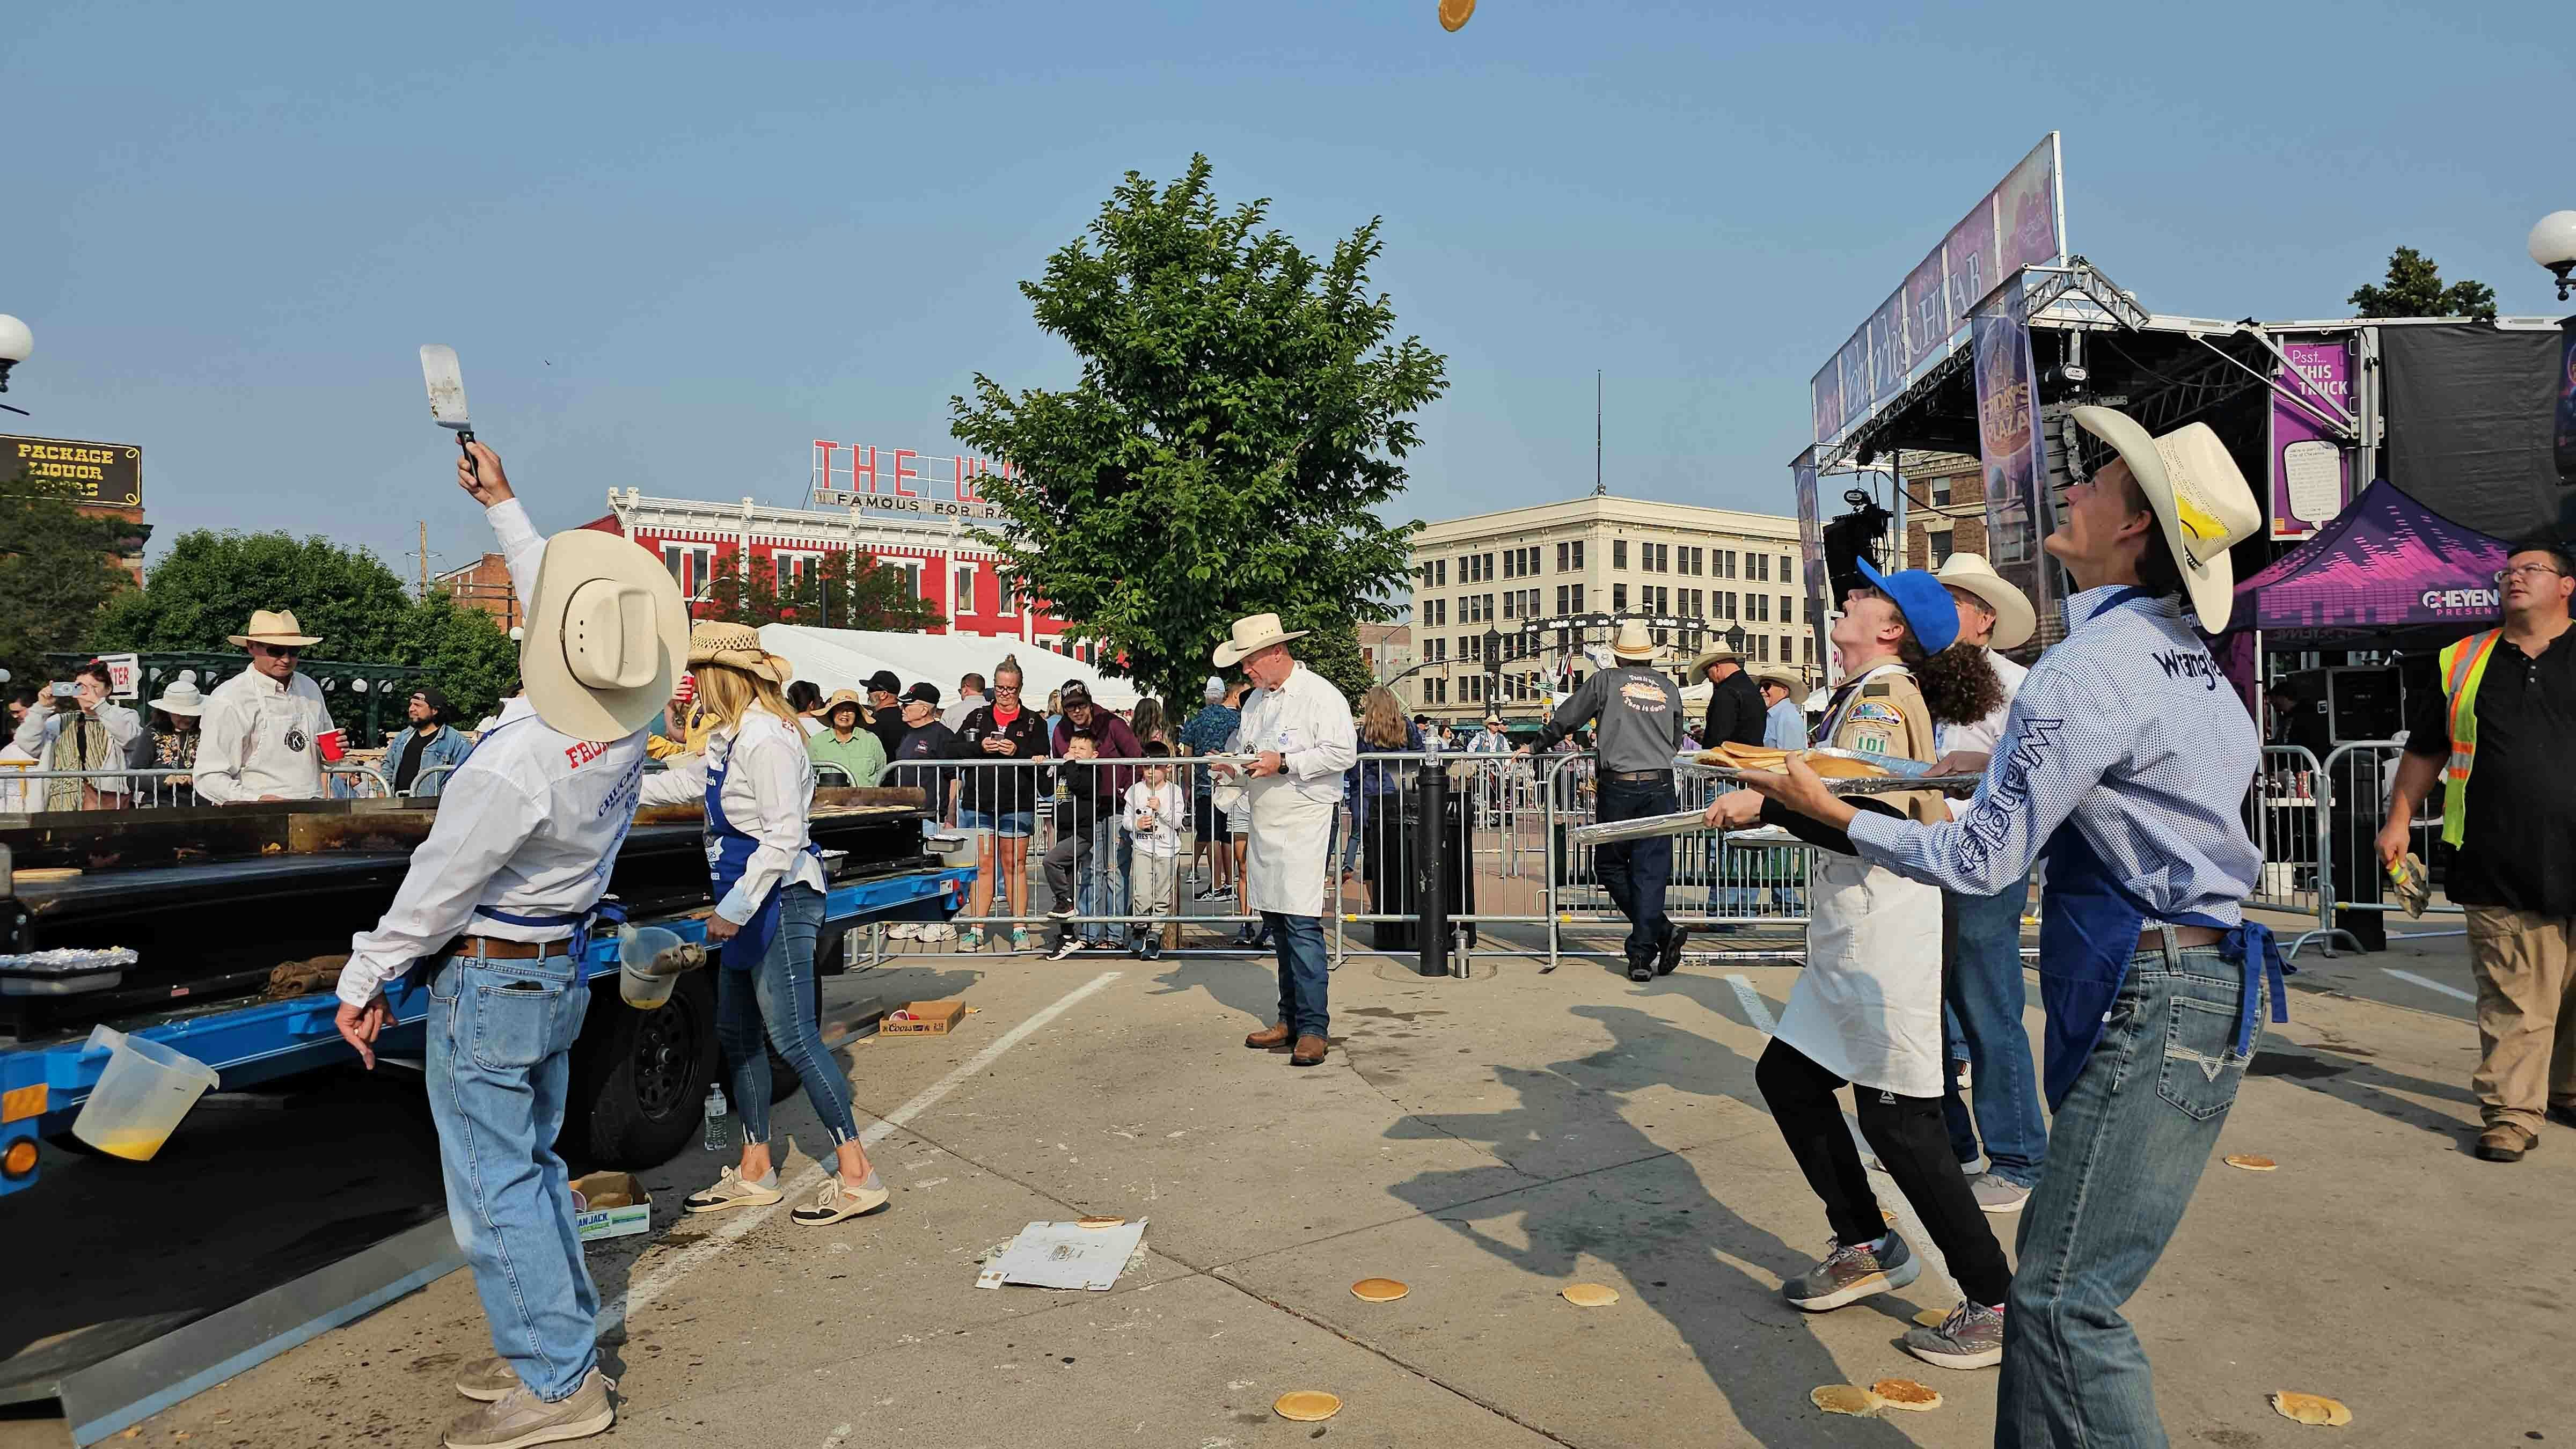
[0,764,393,810]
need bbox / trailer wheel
[566,970,719,1170]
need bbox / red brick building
[431,552,522,633]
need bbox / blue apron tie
[472,897,623,963]
[705,744,824,971]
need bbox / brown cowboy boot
[1245,1021,1293,1050]
[1290,1034,1330,1066]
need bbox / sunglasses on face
[253,644,303,658]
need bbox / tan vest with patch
[1828,666,1943,825]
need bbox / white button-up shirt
[194,669,332,804]
[1935,646,2032,821]
[640,708,828,923]
[1226,662,1357,806]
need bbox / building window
[1929,531,1956,566]
[1931,476,1953,508]
[773,551,823,594]
[1721,549,1737,579]
[1780,594,1794,623]
[953,563,977,614]
[1570,583,1584,612]
[1502,591,1516,619]
[1612,583,1628,611]
[662,544,716,597]
[1503,550,1517,580]
[1756,635,1772,662]
[1613,539,1628,570]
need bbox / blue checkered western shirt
[1844,584,2263,921]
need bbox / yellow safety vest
[2436,628,2502,848]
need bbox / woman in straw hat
[1702,559,2015,1372]
[335,441,689,1446]
[642,622,889,1228]
[148,675,208,806]
[1741,411,2283,1436]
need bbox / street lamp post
[2530,211,2576,302]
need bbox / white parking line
[599,969,1124,1335]
[1724,973,1777,1034]
[2383,968,2475,1004]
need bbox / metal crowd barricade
[0,764,389,809]
[2317,738,2466,945]
[1538,750,1814,972]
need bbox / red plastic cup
[316,728,347,763]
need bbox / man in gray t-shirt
[1520,621,1686,981]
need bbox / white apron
[1243,775,1334,918]
[1770,660,1945,1098]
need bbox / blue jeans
[716,884,859,1147]
[1078,823,1126,946]
[1593,775,1677,968]
[1999,942,2268,1448]
[1938,883,2048,1188]
[425,947,597,1403]
[1268,912,1329,1037]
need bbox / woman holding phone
[641,623,886,1227]
[953,655,1049,952]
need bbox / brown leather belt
[442,935,570,961]
[2138,925,2227,953]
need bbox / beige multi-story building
[1406,495,1816,726]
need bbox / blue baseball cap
[1854,557,1962,656]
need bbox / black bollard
[1417,760,1450,977]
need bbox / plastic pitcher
[619,925,707,1010]
[72,1026,222,1161]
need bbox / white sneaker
[792,1177,890,1225]
[919,923,955,942]
[683,1166,782,1214]
[888,923,921,941]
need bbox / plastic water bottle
[702,1084,730,1152]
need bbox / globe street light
[0,314,31,413]
[2530,211,2576,302]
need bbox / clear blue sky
[7,1,2568,577]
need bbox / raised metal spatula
[419,344,477,479]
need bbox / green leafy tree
[2349,246,2498,319]
[951,155,1446,708]
[0,492,133,688]
[89,528,522,730]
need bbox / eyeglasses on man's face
[2494,564,2568,584]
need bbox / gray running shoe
[1969,1173,2031,1213]
[1902,1299,2006,1370]
[455,1355,517,1402]
[442,1368,614,1448]
[1783,1234,1919,1312]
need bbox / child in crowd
[1044,731,1112,960]
[1122,742,1184,960]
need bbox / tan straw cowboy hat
[2070,408,2262,632]
[522,530,689,740]
[1934,552,2036,650]
[227,609,323,649]
[1684,645,1743,682]
[686,620,792,684]
[1607,618,1659,662]
[1211,612,1309,668]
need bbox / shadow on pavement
[1381,1008,1920,1447]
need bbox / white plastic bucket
[72,1027,222,1161]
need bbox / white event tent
[756,625,1143,710]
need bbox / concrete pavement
[108,932,2572,1447]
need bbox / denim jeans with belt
[1999,940,2268,1448]
[718,883,859,1147]
[1938,883,2049,1188]
[426,946,598,1403]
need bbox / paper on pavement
[974,1218,1147,1291]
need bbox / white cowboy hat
[1754,670,1805,696]
[226,608,323,649]
[2069,409,2262,632]
[1934,552,2036,650]
[1608,618,1658,662]
[149,680,206,716]
[1684,645,1743,681]
[686,620,792,685]
[1211,612,1309,668]
[522,530,689,740]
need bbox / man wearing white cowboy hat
[1520,619,1687,980]
[1210,613,1355,1067]
[194,609,335,804]
[335,441,685,1448]
[1915,552,2050,1214]
[1742,411,2282,1441]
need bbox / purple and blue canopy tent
[2230,478,2512,646]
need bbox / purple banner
[1807,134,2062,445]
[2556,324,2576,488]
[1972,274,2058,636]
[2270,336,2355,539]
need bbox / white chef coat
[1933,647,2030,821]
[1226,662,1356,916]
[194,669,332,804]
[338,720,649,1006]
[639,707,829,924]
